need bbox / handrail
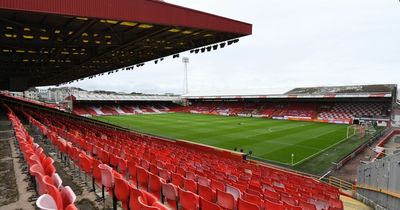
[357,185,400,199]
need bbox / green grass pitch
[93,113,349,166]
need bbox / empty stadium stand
[5,99,345,210]
[181,100,390,124]
[3,104,78,209]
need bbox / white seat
[36,194,57,210]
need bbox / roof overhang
[0,0,252,90]
[184,93,393,100]
[71,94,180,102]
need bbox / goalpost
[346,124,366,139]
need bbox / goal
[347,124,366,138]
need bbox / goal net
[347,124,366,139]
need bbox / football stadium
[0,1,399,210]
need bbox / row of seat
[179,101,388,120]
[4,104,77,210]
[73,103,176,116]
[21,106,343,210]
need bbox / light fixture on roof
[173,54,180,58]
[194,49,200,54]
[200,48,206,53]
[213,45,218,50]
[233,39,239,43]
[206,46,212,52]
[227,40,234,45]
[190,50,195,53]
[160,58,164,61]
[220,43,226,48]
[154,60,158,64]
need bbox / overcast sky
[51,0,400,95]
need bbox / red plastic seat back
[238,197,260,210]
[179,188,199,210]
[129,187,145,210]
[161,183,178,209]
[43,176,63,210]
[242,192,263,209]
[114,176,130,205]
[200,197,222,210]
[44,163,56,177]
[159,168,171,182]
[184,178,197,193]
[137,166,149,190]
[216,189,235,210]
[197,176,210,187]
[171,173,184,188]
[149,172,165,200]
[79,155,92,174]
[198,184,216,202]
[99,164,114,188]
[211,179,225,191]
[61,186,76,209]
[299,200,317,210]
[264,199,285,210]
[138,196,160,210]
[92,159,102,183]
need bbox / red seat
[186,171,197,181]
[61,186,76,209]
[200,197,222,210]
[114,176,131,210]
[30,164,47,195]
[211,179,225,191]
[238,197,260,210]
[198,184,216,202]
[138,196,160,210]
[226,185,241,201]
[242,192,264,209]
[329,198,343,209]
[79,154,92,180]
[138,196,169,210]
[171,172,184,188]
[159,168,171,182]
[109,153,119,169]
[184,178,197,193]
[149,163,159,175]
[43,176,63,210]
[284,202,302,210]
[264,199,285,210]
[137,166,149,190]
[264,189,280,202]
[128,161,138,183]
[130,187,167,210]
[92,159,102,193]
[179,187,199,210]
[161,182,178,210]
[149,172,165,200]
[281,194,297,206]
[216,189,235,210]
[99,164,114,201]
[197,176,210,187]
[140,159,150,170]
[298,200,317,210]
[99,149,110,164]
[44,163,56,177]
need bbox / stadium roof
[69,93,180,102]
[184,84,396,100]
[0,0,252,91]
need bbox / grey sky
[52,0,400,95]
